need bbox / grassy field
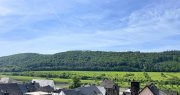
[0,71,180,92]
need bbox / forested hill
[0,51,180,72]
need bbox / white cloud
[0,0,180,56]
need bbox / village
[0,77,178,95]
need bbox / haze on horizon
[0,0,180,56]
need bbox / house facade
[100,79,119,95]
[139,87,154,95]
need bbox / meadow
[0,71,180,92]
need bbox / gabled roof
[139,83,168,95]
[18,84,29,94]
[75,86,105,95]
[32,79,55,88]
[61,90,79,95]
[0,83,23,95]
[147,83,160,95]
[100,79,115,88]
[0,78,17,83]
[25,82,40,92]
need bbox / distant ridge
[0,50,179,72]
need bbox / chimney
[4,93,9,95]
[4,90,9,95]
[131,82,140,95]
[32,81,36,85]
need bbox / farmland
[1,71,180,92]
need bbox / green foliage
[161,73,166,77]
[0,50,180,72]
[69,76,81,89]
[143,72,152,81]
[95,74,107,80]
[123,73,135,77]
[59,72,71,78]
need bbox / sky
[0,0,180,56]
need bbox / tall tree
[69,76,81,89]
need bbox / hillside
[0,51,180,72]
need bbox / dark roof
[37,85,54,92]
[18,84,28,94]
[0,83,23,95]
[162,90,179,95]
[75,86,104,95]
[25,82,40,92]
[0,92,3,95]
[100,79,115,88]
[147,83,160,95]
[62,90,79,95]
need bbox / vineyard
[1,71,180,92]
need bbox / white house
[0,77,18,83]
[32,79,55,89]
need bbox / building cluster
[0,77,178,95]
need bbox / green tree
[69,76,81,89]
[0,50,180,72]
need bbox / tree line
[0,50,179,72]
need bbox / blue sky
[0,0,180,56]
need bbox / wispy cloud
[0,0,180,56]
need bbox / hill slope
[0,51,180,72]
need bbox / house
[25,82,41,92]
[58,86,106,95]
[20,80,55,93]
[59,90,79,95]
[18,84,29,94]
[138,83,178,95]
[32,79,55,88]
[100,79,119,95]
[37,85,54,92]
[0,78,18,84]
[18,80,55,94]
[75,85,106,95]
[138,83,179,95]
[0,83,23,95]
[121,82,179,95]
[121,82,178,95]
[25,91,51,95]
